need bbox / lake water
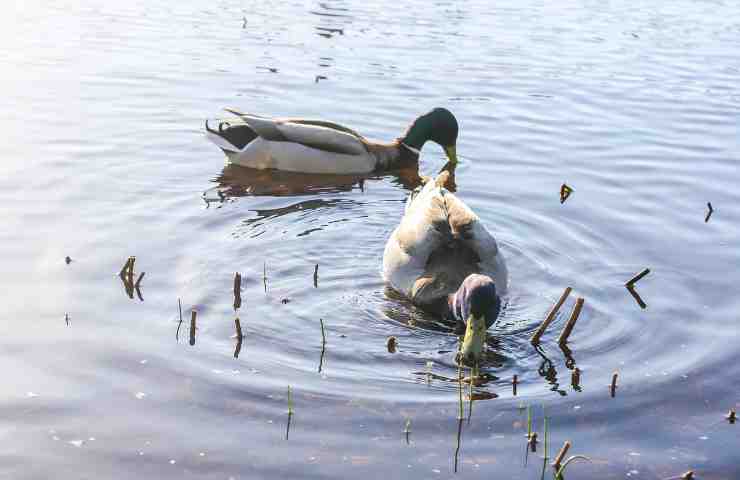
[1,0,739,478]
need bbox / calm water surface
[1,0,739,478]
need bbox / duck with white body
[383,172,507,364]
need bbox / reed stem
[552,441,571,469]
[626,268,650,286]
[287,385,294,414]
[531,287,572,345]
[557,297,584,345]
[235,317,243,338]
[189,310,197,346]
[610,372,618,397]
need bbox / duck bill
[460,313,486,365]
[443,145,458,164]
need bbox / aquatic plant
[554,455,592,479]
[531,287,572,345]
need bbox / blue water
[1,1,738,478]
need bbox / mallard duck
[205,108,459,174]
[382,172,508,364]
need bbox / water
[1,0,739,478]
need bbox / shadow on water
[211,164,370,197]
[206,163,426,199]
[203,163,430,237]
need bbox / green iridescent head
[401,108,459,164]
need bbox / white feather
[383,181,508,301]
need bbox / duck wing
[224,109,368,156]
[384,177,508,302]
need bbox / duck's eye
[433,222,448,233]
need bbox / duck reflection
[207,163,435,237]
[211,164,368,198]
[209,163,426,200]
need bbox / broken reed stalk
[610,372,618,397]
[571,368,581,389]
[320,318,326,345]
[557,297,584,345]
[127,256,136,285]
[263,261,267,292]
[233,272,242,310]
[119,257,133,279]
[512,374,518,396]
[189,310,197,346]
[626,268,650,286]
[531,287,572,345]
[287,385,294,414]
[552,441,571,470]
[235,317,243,338]
[705,202,713,223]
[560,184,573,204]
[135,271,145,288]
[313,263,319,288]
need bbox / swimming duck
[205,107,459,174]
[382,172,507,364]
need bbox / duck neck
[370,141,419,171]
[401,117,433,151]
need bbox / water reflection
[311,1,353,39]
[211,163,424,199]
[212,164,367,198]
[118,261,144,301]
[240,198,362,238]
[208,163,428,238]
[626,284,647,309]
[534,347,567,396]
[559,342,577,370]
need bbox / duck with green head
[205,107,459,174]
[382,172,508,366]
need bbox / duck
[382,171,508,365]
[205,107,459,174]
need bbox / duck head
[400,108,459,164]
[455,274,501,366]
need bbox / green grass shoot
[287,385,293,415]
[555,455,592,479]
